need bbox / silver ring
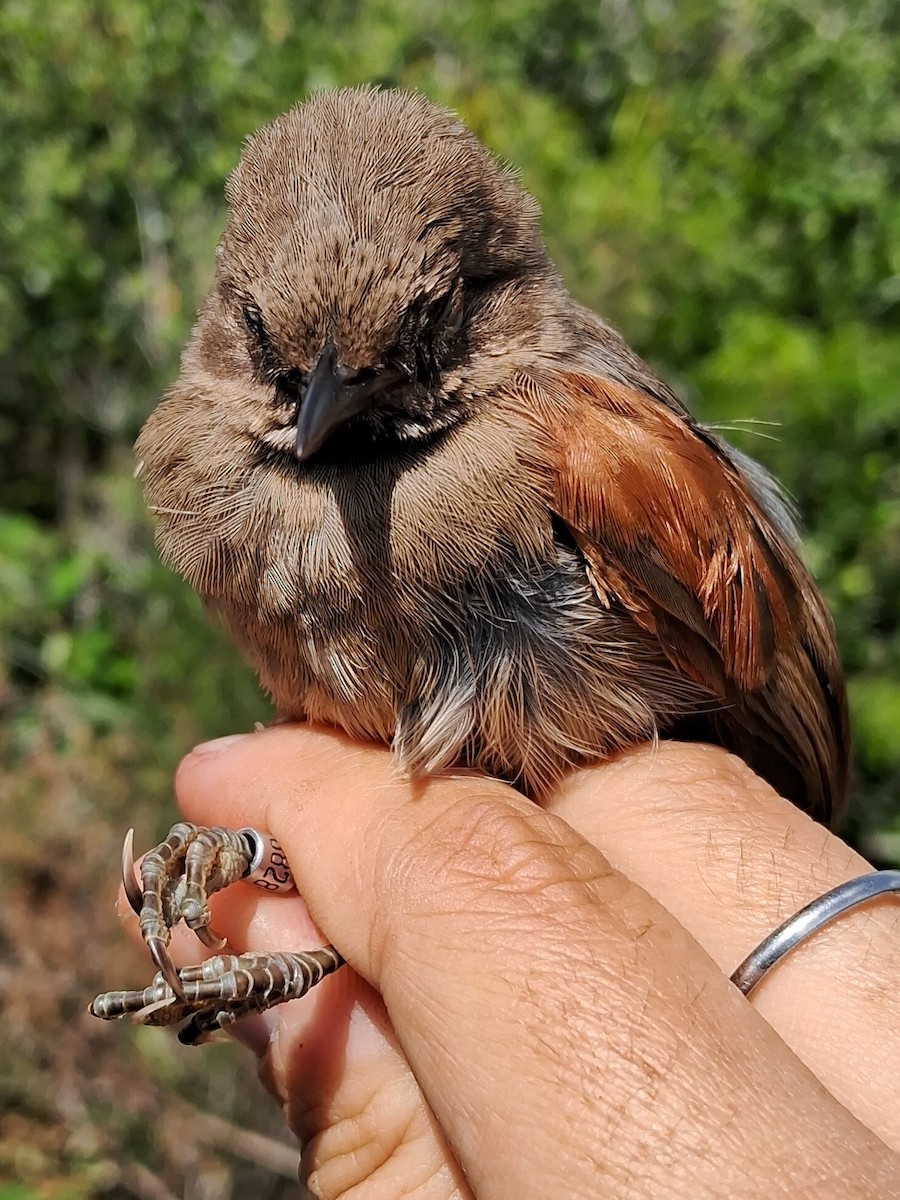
[731,869,900,995]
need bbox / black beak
[294,343,398,462]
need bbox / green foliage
[0,1,898,1190]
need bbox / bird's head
[188,86,562,464]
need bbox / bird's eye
[431,287,458,325]
[389,353,415,381]
[274,370,306,408]
[342,365,379,388]
[242,305,265,339]
[423,284,463,340]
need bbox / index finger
[549,741,900,1149]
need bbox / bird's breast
[212,414,555,733]
[207,416,699,794]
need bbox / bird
[92,86,849,1037]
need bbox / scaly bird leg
[90,947,344,1044]
[90,823,344,1039]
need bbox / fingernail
[190,733,250,759]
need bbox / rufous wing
[526,369,849,823]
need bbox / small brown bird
[93,87,849,1037]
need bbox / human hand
[151,728,900,1198]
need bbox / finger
[549,740,900,1149]
[207,888,472,1200]
[117,846,473,1199]
[175,727,897,1200]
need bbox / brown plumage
[136,86,849,822]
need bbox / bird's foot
[89,822,343,1039]
[90,946,344,1043]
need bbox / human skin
[134,729,900,1198]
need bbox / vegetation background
[1,0,898,1195]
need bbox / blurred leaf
[849,676,900,776]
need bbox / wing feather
[517,367,849,820]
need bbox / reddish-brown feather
[522,368,849,822]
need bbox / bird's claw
[118,821,258,1003]
[92,823,342,1037]
[147,934,186,1001]
[121,828,144,917]
[90,947,344,1044]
